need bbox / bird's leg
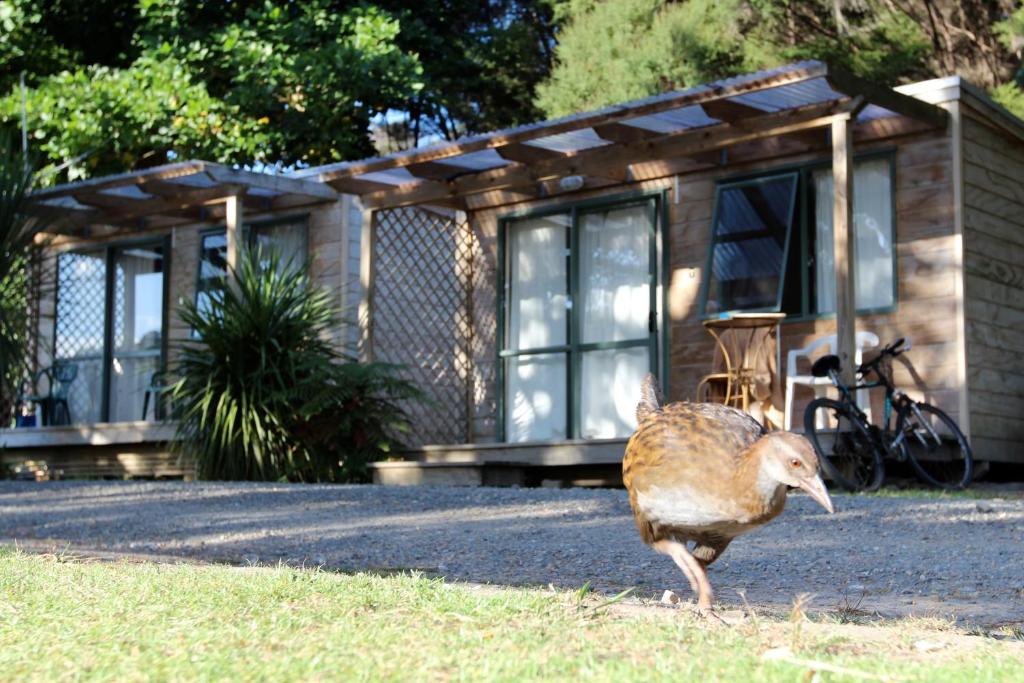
[652,539,716,615]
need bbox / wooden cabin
[4,62,1022,483]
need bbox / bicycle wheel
[804,397,885,492]
[895,402,973,490]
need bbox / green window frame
[699,172,800,317]
[699,151,898,321]
[497,192,665,442]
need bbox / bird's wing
[624,402,765,491]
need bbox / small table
[697,313,785,419]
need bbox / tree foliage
[537,0,1021,118]
[2,0,1021,178]
[0,0,554,180]
[537,0,774,117]
[993,5,1024,118]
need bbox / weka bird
[622,374,834,614]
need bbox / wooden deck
[371,438,629,487]
[0,422,190,479]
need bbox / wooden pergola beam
[360,97,863,210]
[204,165,338,201]
[592,122,661,144]
[405,160,467,181]
[826,66,948,130]
[315,62,831,182]
[82,185,243,226]
[137,179,200,198]
[31,161,208,201]
[495,143,567,164]
[329,177,397,195]
[701,99,766,126]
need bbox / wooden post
[949,100,971,441]
[357,208,377,362]
[831,114,857,386]
[225,193,244,285]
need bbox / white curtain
[253,221,307,272]
[580,347,647,439]
[507,215,569,350]
[506,354,567,442]
[506,215,569,441]
[813,158,894,313]
[579,205,650,343]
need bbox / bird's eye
[789,458,801,468]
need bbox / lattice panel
[0,250,47,426]
[373,207,475,446]
[54,251,107,424]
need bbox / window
[195,217,308,314]
[500,197,661,442]
[702,174,798,315]
[54,241,166,424]
[701,156,895,318]
[810,158,895,313]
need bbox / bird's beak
[798,474,835,514]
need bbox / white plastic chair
[783,331,880,430]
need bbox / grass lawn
[1,547,1021,682]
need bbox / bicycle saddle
[810,354,841,377]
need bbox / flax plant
[0,134,40,423]
[172,247,420,482]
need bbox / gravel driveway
[2,481,1022,625]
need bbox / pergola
[300,61,949,385]
[29,160,338,273]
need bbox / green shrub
[171,247,421,482]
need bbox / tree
[0,1,425,180]
[536,0,1021,118]
[371,1,556,147]
[993,5,1024,118]
[0,0,556,180]
[537,0,779,117]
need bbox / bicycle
[802,338,973,492]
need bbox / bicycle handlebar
[856,337,909,377]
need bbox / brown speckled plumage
[622,374,834,614]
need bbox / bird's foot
[695,604,727,625]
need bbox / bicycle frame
[826,356,944,457]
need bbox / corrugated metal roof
[730,76,841,111]
[439,149,509,171]
[624,105,718,133]
[297,60,837,180]
[354,168,419,185]
[98,185,153,199]
[525,128,611,153]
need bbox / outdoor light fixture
[558,175,585,192]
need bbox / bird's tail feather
[637,373,663,422]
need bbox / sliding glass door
[55,241,166,424]
[501,197,659,442]
[108,246,165,422]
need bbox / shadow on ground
[1,481,1022,626]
